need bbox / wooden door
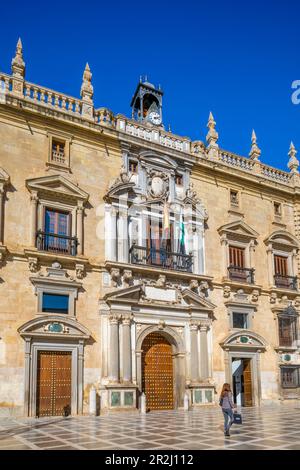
[142,333,174,410]
[243,359,253,406]
[36,351,72,417]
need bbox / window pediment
[218,220,259,241]
[26,175,89,203]
[181,289,216,310]
[264,230,299,251]
[139,151,178,171]
[18,315,91,340]
[220,330,267,350]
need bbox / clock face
[148,111,162,125]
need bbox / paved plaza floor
[0,404,300,450]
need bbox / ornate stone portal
[100,280,216,412]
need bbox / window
[274,202,282,217]
[230,190,239,206]
[37,208,77,255]
[229,246,245,268]
[51,140,65,164]
[175,175,183,185]
[233,312,248,329]
[273,254,294,288]
[129,161,138,174]
[281,367,299,388]
[278,316,297,347]
[274,255,288,276]
[42,293,69,314]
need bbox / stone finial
[80,62,94,101]
[288,141,299,174]
[206,111,219,149]
[249,129,261,161]
[11,38,25,78]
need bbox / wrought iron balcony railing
[228,266,255,284]
[36,230,78,256]
[274,274,298,290]
[129,245,193,272]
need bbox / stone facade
[0,41,300,416]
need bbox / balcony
[228,266,255,284]
[129,245,193,273]
[36,230,78,256]
[274,274,298,290]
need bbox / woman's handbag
[233,411,242,424]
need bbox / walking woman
[220,383,235,436]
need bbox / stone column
[220,235,228,278]
[122,315,132,383]
[118,208,128,263]
[199,322,210,381]
[109,206,118,261]
[292,249,298,277]
[109,314,119,383]
[78,341,84,414]
[249,239,255,268]
[30,192,38,247]
[24,338,31,417]
[266,243,274,286]
[190,322,199,383]
[77,202,84,255]
[0,186,4,244]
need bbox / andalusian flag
[179,208,185,254]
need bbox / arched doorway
[142,332,174,410]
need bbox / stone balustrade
[94,107,115,127]
[261,164,290,183]
[0,69,295,188]
[117,115,191,152]
[23,81,82,114]
[219,150,255,171]
[0,73,12,94]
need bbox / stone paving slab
[0,405,300,450]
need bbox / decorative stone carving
[147,170,169,199]
[52,261,62,269]
[223,285,231,298]
[199,281,209,298]
[28,257,39,273]
[156,274,166,287]
[270,292,277,304]
[236,335,253,345]
[44,322,69,334]
[199,319,211,331]
[249,130,261,161]
[123,269,133,288]
[110,268,121,287]
[186,182,198,201]
[76,263,85,280]
[158,320,166,330]
[288,142,299,175]
[251,289,259,302]
[110,164,131,188]
[189,279,199,292]
[294,296,300,308]
[122,314,132,325]
[80,63,93,101]
[11,38,25,78]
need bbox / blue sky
[1,0,300,170]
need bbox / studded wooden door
[142,333,174,410]
[36,351,72,417]
[243,358,253,407]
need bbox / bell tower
[130,77,163,126]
